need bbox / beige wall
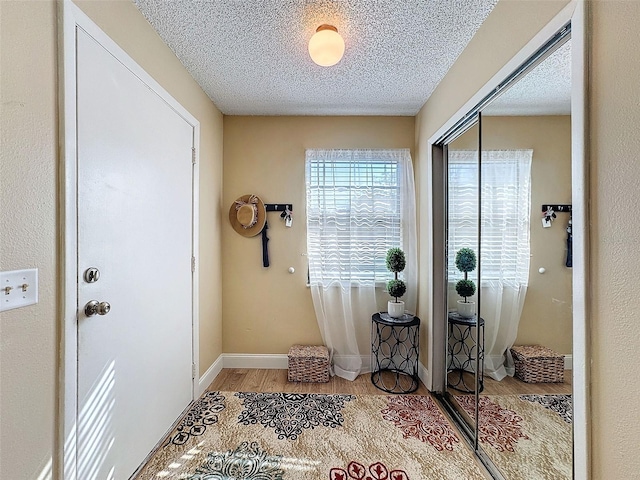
[589,1,640,476]
[450,116,573,354]
[222,116,415,354]
[0,0,223,477]
[489,116,572,353]
[416,0,640,477]
[0,2,58,478]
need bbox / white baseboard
[197,353,429,392]
[197,354,224,397]
[418,362,429,389]
[564,354,573,370]
[361,356,372,372]
[333,354,371,373]
[223,353,289,369]
[222,353,374,372]
[500,353,574,371]
[199,352,561,394]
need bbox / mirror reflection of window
[438,28,575,480]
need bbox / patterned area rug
[135,391,486,479]
[456,394,572,480]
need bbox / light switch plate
[0,269,38,312]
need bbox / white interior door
[76,29,194,479]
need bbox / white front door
[76,29,194,479]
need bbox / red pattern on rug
[380,396,460,451]
[455,395,529,452]
[330,461,409,480]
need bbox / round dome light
[308,25,345,67]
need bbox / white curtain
[306,149,417,381]
[448,149,532,381]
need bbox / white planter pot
[388,300,405,318]
[457,300,475,318]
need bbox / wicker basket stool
[287,345,330,383]
[511,345,564,383]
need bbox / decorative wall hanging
[229,194,266,237]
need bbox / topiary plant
[386,248,406,303]
[455,279,476,301]
[455,248,477,303]
[387,279,407,302]
[386,247,406,273]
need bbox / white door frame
[426,1,589,478]
[57,2,200,478]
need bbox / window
[306,149,414,286]
[448,149,532,287]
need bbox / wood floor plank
[241,368,265,392]
[217,368,250,392]
[208,368,569,396]
[207,368,431,395]
[447,370,572,395]
[258,368,289,392]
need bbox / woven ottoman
[287,345,330,383]
[511,345,564,383]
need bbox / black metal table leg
[446,312,484,394]
[371,312,420,394]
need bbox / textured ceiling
[133,0,498,116]
[483,41,571,116]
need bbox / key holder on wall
[265,203,293,227]
[541,204,571,228]
[541,204,573,268]
[260,203,293,268]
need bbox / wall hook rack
[260,204,294,269]
[541,204,572,213]
[265,203,293,212]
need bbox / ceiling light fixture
[308,24,345,67]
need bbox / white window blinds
[306,149,413,286]
[448,149,533,287]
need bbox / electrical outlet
[0,269,38,312]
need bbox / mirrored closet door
[438,28,574,480]
[444,119,482,447]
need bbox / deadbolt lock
[85,300,111,317]
[84,267,100,283]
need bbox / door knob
[85,300,111,317]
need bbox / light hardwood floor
[448,371,572,396]
[207,368,431,395]
[208,368,572,396]
[483,373,572,395]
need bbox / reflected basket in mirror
[511,345,564,383]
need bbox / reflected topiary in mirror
[455,279,476,301]
[455,248,476,303]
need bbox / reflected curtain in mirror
[448,149,532,380]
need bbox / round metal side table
[371,312,420,394]
[447,312,484,393]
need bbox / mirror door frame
[427,1,589,477]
